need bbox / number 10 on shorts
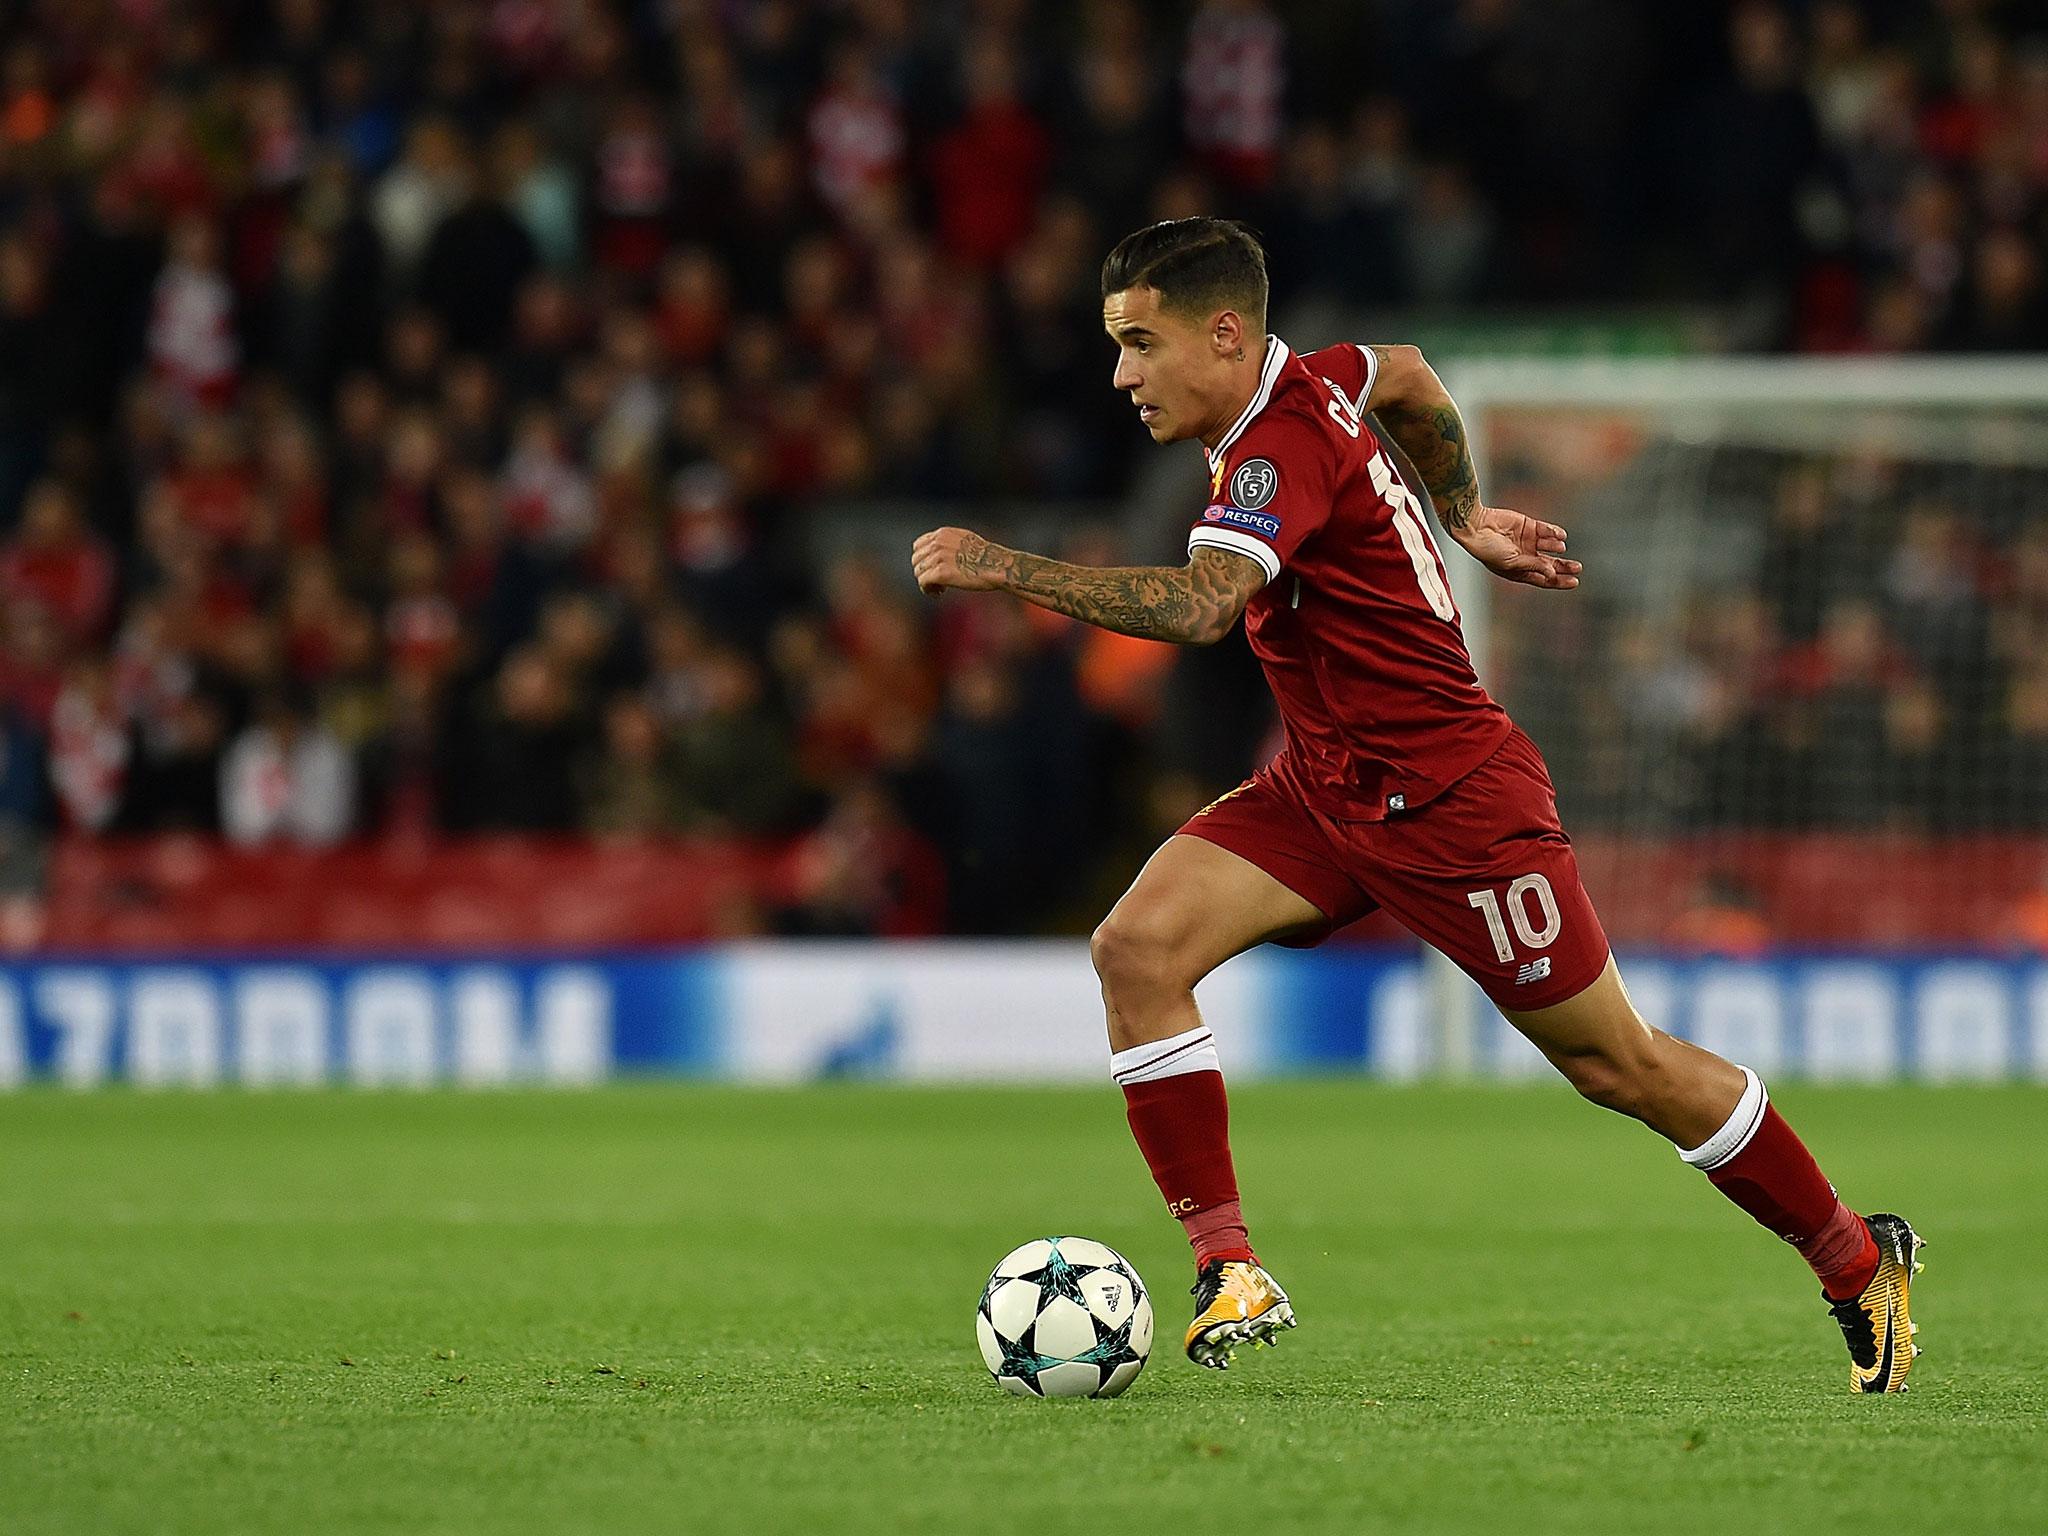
[1466,874,1563,962]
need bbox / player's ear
[1211,309,1245,361]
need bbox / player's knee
[1089,908,1189,998]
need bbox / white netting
[1456,361,2048,949]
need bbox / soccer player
[911,218,1923,1392]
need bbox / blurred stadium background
[3,0,2048,1086]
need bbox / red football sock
[1180,1198,1254,1269]
[1112,1026,1255,1268]
[1120,1070,1240,1218]
[1683,1069,1880,1300]
[1799,1198,1882,1300]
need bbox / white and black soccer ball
[976,1236,1153,1398]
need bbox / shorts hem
[1477,944,1612,1013]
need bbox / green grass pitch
[4,1082,2044,1535]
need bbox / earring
[1235,346,1245,360]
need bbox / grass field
[4,1083,2044,1535]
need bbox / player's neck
[1199,345,1271,451]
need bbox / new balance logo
[1515,957,1553,986]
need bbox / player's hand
[1454,506,1582,590]
[912,527,1013,595]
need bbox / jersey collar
[1206,335,1291,470]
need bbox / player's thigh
[1095,833,1330,989]
[1495,954,1652,1065]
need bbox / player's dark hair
[1100,218,1268,333]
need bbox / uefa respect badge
[1201,502,1282,539]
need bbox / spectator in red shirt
[0,595,67,729]
[262,415,330,550]
[654,246,730,368]
[110,94,218,223]
[279,549,349,686]
[165,413,259,548]
[591,97,674,279]
[929,43,1051,271]
[0,481,114,645]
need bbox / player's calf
[1504,966,1746,1146]
[1675,1065,1883,1296]
[1544,1035,1677,1123]
[1507,961,1920,1384]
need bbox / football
[975,1236,1154,1398]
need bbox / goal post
[1420,356,2048,1075]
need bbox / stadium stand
[2,0,2047,946]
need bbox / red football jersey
[1186,337,1510,821]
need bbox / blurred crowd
[1502,443,2048,836]
[1,0,2047,937]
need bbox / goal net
[1425,358,2048,1061]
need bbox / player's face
[1102,286,1245,446]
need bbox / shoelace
[1190,1263,1228,1311]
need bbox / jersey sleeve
[1302,344,1379,417]
[1187,412,1336,585]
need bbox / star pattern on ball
[1013,1239,1098,1307]
[1072,1308,1145,1371]
[978,1240,1148,1395]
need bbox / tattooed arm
[910,530,1264,645]
[1364,344,1483,533]
[1363,344,1583,590]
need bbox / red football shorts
[1177,726,1610,1011]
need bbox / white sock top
[1677,1065,1767,1171]
[1109,1025,1221,1087]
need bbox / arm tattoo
[1367,345,1480,533]
[965,541,1265,644]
